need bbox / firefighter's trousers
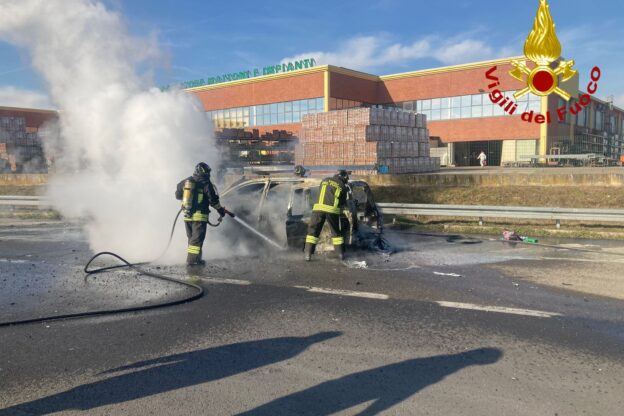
[185,221,207,265]
[304,211,345,258]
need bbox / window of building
[527,96,541,113]
[595,110,604,131]
[451,107,461,119]
[482,103,493,117]
[576,106,587,127]
[208,97,323,128]
[398,91,541,122]
[461,106,472,118]
[557,98,567,124]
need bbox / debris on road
[434,272,462,277]
[346,260,368,269]
[502,230,522,241]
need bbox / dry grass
[372,185,624,209]
[391,218,624,240]
[0,185,46,196]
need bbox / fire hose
[0,209,233,328]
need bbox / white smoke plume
[0,0,223,262]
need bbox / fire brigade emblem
[509,0,577,101]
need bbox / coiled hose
[0,209,209,327]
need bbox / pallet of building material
[300,125,383,143]
[299,125,425,144]
[415,114,426,128]
[345,108,376,126]
[377,141,423,158]
[296,142,380,166]
[302,113,318,129]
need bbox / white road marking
[294,286,389,300]
[199,277,252,286]
[433,272,462,277]
[436,301,562,318]
[539,257,624,264]
[0,259,27,263]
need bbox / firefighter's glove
[217,207,226,217]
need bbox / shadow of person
[0,331,341,415]
[237,347,503,416]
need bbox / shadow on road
[236,347,503,416]
[0,331,341,415]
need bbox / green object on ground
[522,237,539,244]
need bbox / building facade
[189,57,624,167]
[0,106,57,173]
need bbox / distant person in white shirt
[477,151,487,168]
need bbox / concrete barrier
[2,168,624,188]
[0,174,48,186]
[359,169,624,187]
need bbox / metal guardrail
[377,203,624,227]
[3,196,624,227]
[0,195,50,207]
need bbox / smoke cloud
[0,0,223,262]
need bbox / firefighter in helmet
[304,169,350,261]
[294,165,307,177]
[175,162,227,266]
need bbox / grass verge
[390,217,624,240]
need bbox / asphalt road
[1,222,623,415]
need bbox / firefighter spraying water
[176,162,283,266]
[176,162,230,266]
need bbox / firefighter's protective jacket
[175,177,222,222]
[313,175,347,215]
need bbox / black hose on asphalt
[0,209,206,328]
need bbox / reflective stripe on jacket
[312,176,347,215]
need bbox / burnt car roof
[222,176,371,196]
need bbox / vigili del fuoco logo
[485,0,601,124]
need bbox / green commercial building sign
[161,58,317,91]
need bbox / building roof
[0,106,58,128]
[184,56,525,93]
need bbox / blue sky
[1,0,623,108]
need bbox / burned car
[221,175,389,252]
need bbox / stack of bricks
[296,107,440,174]
[0,116,46,173]
[215,128,297,166]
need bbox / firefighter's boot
[334,244,345,261]
[304,242,315,262]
